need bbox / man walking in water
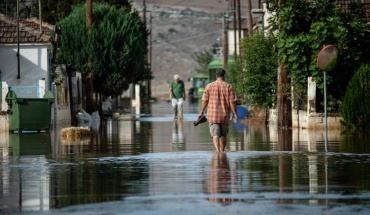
[198,69,237,152]
[169,74,186,119]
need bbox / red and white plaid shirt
[202,81,236,123]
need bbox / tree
[228,33,278,116]
[0,0,32,18]
[192,50,214,75]
[268,0,370,113]
[58,3,150,97]
[192,44,220,75]
[30,0,131,24]
[339,64,370,131]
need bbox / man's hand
[198,113,203,119]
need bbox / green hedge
[339,64,370,131]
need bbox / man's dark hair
[216,69,226,77]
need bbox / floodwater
[1,101,370,215]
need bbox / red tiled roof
[0,13,54,44]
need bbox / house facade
[0,14,71,131]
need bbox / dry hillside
[131,0,260,98]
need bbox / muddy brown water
[1,101,370,215]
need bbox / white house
[0,14,71,131]
[0,14,54,103]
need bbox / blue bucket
[236,106,248,120]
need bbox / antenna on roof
[39,0,42,33]
[16,0,20,79]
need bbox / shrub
[339,64,370,130]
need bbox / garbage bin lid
[43,90,55,103]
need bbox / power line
[165,0,187,9]
[153,30,220,47]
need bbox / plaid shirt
[202,81,236,123]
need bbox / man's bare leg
[212,136,220,152]
[219,136,227,152]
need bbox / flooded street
[1,101,370,215]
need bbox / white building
[0,14,54,103]
[0,14,71,131]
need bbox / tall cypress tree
[58,3,150,97]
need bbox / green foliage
[58,5,89,74]
[58,3,150,96]
[30,0,131,24]
[268,0,370,111]
[228,33,278,109]
[192,50,214,75]
[339,65,370,131]
[192,44,220,75]
[0,1,32,18]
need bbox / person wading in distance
[169,74,186,119]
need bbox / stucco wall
[0,115,8,132]
[0,44,51,91]
[51,104,71,129]
[269,108,341,129]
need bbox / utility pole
[233,0,237,56]
[143,0,151,99]
[143,0,146,26]
[149,13,152,71]
[277,0,292,128]
[246,0,253,36]
[222,13,228,70]
[86,0,92,28]
[16,0,20,79]
[86,0,95,113]
[237,0,242,43]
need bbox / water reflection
[49,157,149,210]
[9,133,51,156]
[2,101,370,214]
[171,119,185,151]
[278,129,292,151]
[2,133,52,213]
[206,152,234,205]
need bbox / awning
[207,58,234,69]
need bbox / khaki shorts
[209,123,229,137]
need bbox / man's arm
[169,87,172,99]
[199,100,208,118]
[230,101,238,120]
[229,85,238,120]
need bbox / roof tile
[0,13,54,44]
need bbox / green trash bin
[5,90,55,133]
